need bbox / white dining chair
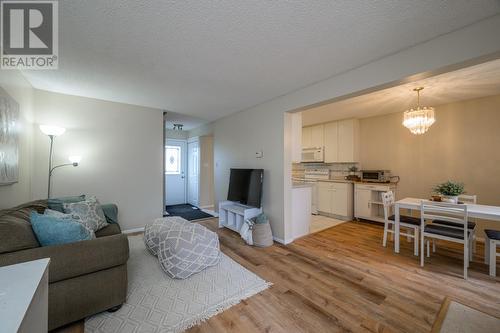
[431,194,478,258]
[420,201,472,279]
[382,191,420,256]
[484,229,500,277]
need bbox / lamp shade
[39,125,66,136]
[68,156,82,164]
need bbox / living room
[1,2,500,333]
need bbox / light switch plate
[255,151,263,158]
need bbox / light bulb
[39,125,66,136]
[68,156,81,165]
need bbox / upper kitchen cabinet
[302,124,324,149]
[290,112,302,163]
[324,122,338,163]
[311,124,324,148]
[324,119,360,163]
[302,126,312,148]
[338,119,360,162]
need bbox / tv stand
[218,201,262,233]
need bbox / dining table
[394,197,500,253]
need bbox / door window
[165,146,181,174]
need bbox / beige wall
[0,71,34,208]
[32,90,164,231]
[198,135,214,208]
[360,94,500,235]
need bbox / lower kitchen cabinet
[354,183,397,223]
[317,181,354,220]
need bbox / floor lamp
[39,125,81,198]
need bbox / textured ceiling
[302,58,500,126]
[22,1,500,123]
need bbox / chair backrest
[458,194,477,222]
[458,194,477,204]
[421,201,468,239]
[382,191,395,221]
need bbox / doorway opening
[163,114,216,221]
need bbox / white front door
[165,139,187,206]
[187,140,200,206]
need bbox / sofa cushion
[101,204,118,224]
[154,217,220,279]
[30,212,94,246]
[48,195,86,212]
[0,233,129,283]
[63,196,109,232]
[95,223,121,238]
[0,201,47,254]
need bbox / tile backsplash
[292,162,360,179]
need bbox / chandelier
[403,87,435,135]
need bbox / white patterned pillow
[63,196,108,232]
[154,217,221,279]
[44,208,96,239]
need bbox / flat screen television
[227,168,263,208]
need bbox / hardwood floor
[54,219,499,333]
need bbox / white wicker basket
[252,223,273,247]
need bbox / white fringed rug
[85,235,271,333]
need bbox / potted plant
[433,181,465,203]
[346,166,360,181]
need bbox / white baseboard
[122,227,145,234]
[273,236,293,245]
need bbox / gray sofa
[0,200,129,330]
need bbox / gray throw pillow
[44,208,96,239]
[63,196,108,232]
[155,217,221,279]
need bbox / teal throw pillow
[30,212,93,247]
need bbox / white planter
[442,195,459,204]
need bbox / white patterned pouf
[144,217,221,279]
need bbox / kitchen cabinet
[317,182,332,213]
[302,124,324,149]
[338,119,359,162]
[355,187,372,218]
[324,122,338,163]
[311,124,324,148]
[317,181,354,220]
[355,183,397,223]
[290,112,302,163]
[302,126,312,149]
[323,119,359,163]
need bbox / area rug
[85,235,271,333]
[432,297,500,333]
[165,204,214,221]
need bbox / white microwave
[301,147,324,163]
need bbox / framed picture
[0,87,20,185]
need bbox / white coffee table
[0,258,50,333]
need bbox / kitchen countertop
[293,178,397,185]
[317,179,356,184]
[292,183,314,189]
